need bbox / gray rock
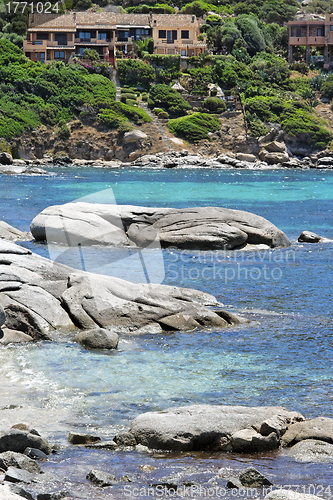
[0,451,40,473]
[317,156,333,165]
[238,467,272,487]
[31,203,291,250]
[0,484,29,499]
[236,153,256,162]
[226,477,243,489]
[285,439,333,462]
[0,429,52,455]
[282,417,333,447]
[114,432,137,447]
[260,151,289,164]
[0,328,34,344]
[0,304,5,326]
[37,492,70,500]
[23,448,48,460]
[86,469,117,487]
[73,328,119,350]
[123,130,148,143]
[61,273,238,333]
[298,231,323,243]
[6,484,34,500]
[265,141,287,153]
[260,412,302,437]
[125,405,304,452]
[84,440,118,450]
[68,432,101,445]
[0,222,30,242]
[4,466,36,484]
[231,428,279,453]
[0,152,13,165]
[265,490,323,500]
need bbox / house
[23,12,206,65]
[288,14,333,67]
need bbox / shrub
[167,112,220,142]
[290,62,310,75]
[154,108,164,115]
[126,99,137,107]
[117,60,155,88]
[149,84,191,117]
[158,111,169,119]
[202,97,227,113]
[57,123,71,139]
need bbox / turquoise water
[0,166,332,498]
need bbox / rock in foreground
[31,203,291,250]
[115,404,304,452]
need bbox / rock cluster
[0,238,243,340]
[31,203,291,250]
[115,404,304,452]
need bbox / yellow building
[23,12,206,65]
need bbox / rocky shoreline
[0,405,333,499]
[2,148,333,174]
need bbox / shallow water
[0,166,332,498]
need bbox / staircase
[139,101,174,151]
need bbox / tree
[235,15,267,56]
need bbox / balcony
[24,40,47,49]
[307,36,326,44]
[289,36,307,45]
[47,41,75,48]
[74,37,111,45]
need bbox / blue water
[0,166,332,498]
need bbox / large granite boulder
[281,417,333,447]
[31,203,291,250]
[115,405,304,452]
[61,273,242,333]
[0,239,243,337]
[0,484,27,500]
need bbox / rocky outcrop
[0,152,13,165]
[0,240,243,337]
[281,417,333,447]
[115,404,304,452]
[123,130,148,143]
[0,222,31,242]
[31,203,291,250]
[298,231,324,243]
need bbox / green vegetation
[167,113,220,142]
[127,3,175,13]
[149,84,191,116]
[202,97,226,113]
[117,59,156,88]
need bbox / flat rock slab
[125,405,304,451]
[31,203,291,250]
[282,417,333,446]
[285,439,333,462]
[0,484,29,500]
[265,490,324,500]
[0,222,31,242]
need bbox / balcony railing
[75,37,111,44]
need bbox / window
[98,32,107,40]
[55,33,67,45]
[40,52,45,63]
[54,51,65,59]
[331,25,333,31]
[37,33,49,40]
[181,30,189,39]
[296,28,302,37]
[317,28,323,36]
[181,49,186,56]
[159,30,166,38]
[79,31,91,40]
[35,52,38,59]
[330,16,333,20]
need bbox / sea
[0,165,332,499]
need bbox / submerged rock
[227,467,272,488]
[116,405,304,452]
[31,203,291,250]
[86,469,117,487]
[68,433,101,445]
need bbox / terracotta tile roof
[28,12,198,31]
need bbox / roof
[28,12,199,31]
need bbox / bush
[202,97,227,113]
[57,123,71,139]
[290,62,310,75]
[126,99,137,107]
[158,111,169,119]
[117,60,155,88]
[167,112,220,142]
[154,108,164,115]
[149,84,191,117]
